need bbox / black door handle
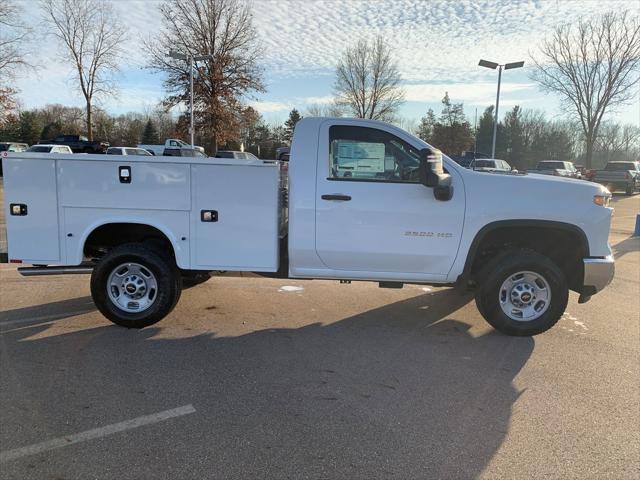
[321,194,351,201]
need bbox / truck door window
[328,126,421,182]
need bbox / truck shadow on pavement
[611,235,640,260]
[0,296,95,328]
[1,289,534,479]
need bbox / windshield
[537,161,565,170]
[27,146,52,152]
[475,160,497,168]
[215,151,234,158]
[605,162,636,171]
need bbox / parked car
[275,147,290,161]
[3,117,615,337]
[138,139,205,156]
[41,135,109,154]
[591,161,640,195]
[0,143,29,175]
[471,159,513,172]
[0,142,28,153]
[214,150,259,160]
[530,160,581,179]
[107,147,153,156]
[163,147,207,157]
[26,144,73,154]
[451,151,491,168]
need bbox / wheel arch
[77,219,188,269]
[460,220,589,292]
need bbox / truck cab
[2,117,615,336]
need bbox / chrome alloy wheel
[107,262,158,313]
[499,270,551,322]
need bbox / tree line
[1,0,638,167]
[414,94,640,170]
[0,103,305,158]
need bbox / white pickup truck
[2,118,615,336]
[138,139,205,156]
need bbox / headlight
[593,194,611,207]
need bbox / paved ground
[0,185,638,479]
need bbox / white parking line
[0,404,196,463]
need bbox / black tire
[625,185,634,196]
[475,249,568,336]
[90,243,182,328]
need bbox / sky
[11,0,640,128]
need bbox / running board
[18,266,94,276]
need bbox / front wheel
[475,249,568,336]
[90,243,182,328]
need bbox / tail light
[625,172,630,179]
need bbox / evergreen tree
[430,93,474,155]
[415,108,437,142]
[475,106,495,157]
[41,122,63,141]
[284,109,302,143]
[19,111,43,145]
[502,106,525,167]
[141,119,160,144]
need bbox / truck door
[315,123,464,276]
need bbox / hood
[465,167,610,197]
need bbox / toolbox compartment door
[191,163,280,271]
[3,157,61,262]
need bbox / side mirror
[419,147,453,201]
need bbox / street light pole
[478,59,524,159]
[168,49,213,148]
[491,65,502,159]
[190,56,194,147]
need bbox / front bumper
[579,255,615,303]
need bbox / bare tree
[531,11,640,168]
[595,122,640,163]
[0,0,30,122]
[145,0,264,149]
[42,0,126,140]
[305,102,344,118]
[334,36,404,121]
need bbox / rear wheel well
[467,224,587,292]
[84,223,175,263]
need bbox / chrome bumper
[580,255,615,302]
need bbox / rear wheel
[625,184,635,196]
[90,243,181,328]
[475,249,568,336]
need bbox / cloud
[251,0,633,83]
[11,0,638,125]
[301,95,335,105]
[248,100,292,113]
[403,82,537,105]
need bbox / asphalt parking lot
[0,182,638,479]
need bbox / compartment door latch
[10,203,28,216]
[200,210,218,222]
[119,166,131,183]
